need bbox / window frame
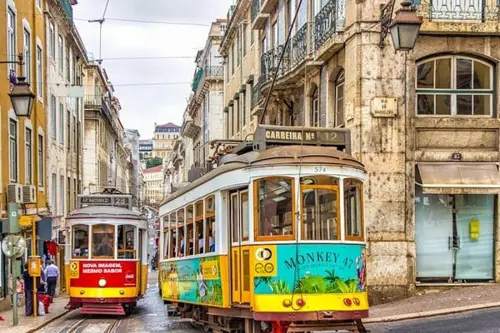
[300,184,341,241]
[59,102,64,144]
[311,87,320,127]
[25,127,32,185]
[343,178,365,242]
[38,133,44,188]
[23,28,31,83]
[253,176,296,242]
[415,55,494,117]
[36,45,43,99]
[71,224,90,259]
[335,70,345,127]
[91,224,115,259]
[58,34,64,74]
[9,118,18,183]
[7,7,16,75]
[49,21,55,58]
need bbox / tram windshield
[118,225,136,259]
[72,225,89,258]
[92,224,115,258]
[344,179,364,241]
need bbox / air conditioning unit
[22,185,36,204]
[6,184,23,204]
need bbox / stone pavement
[0,294,69,333]
[366,284,500,323]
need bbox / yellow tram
[159,125,368,333]
[65,189,149,315]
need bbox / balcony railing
[58,0,74,22]
[314,0,345,51]
[84,95,112,124]
[414,0,498,21]
[205,66,224,79]
[252,77,263,108]
[260,46,287,82]
[251,0,261,23]
[290,23,309,68]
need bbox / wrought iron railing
[252,77,263,108]
[413,0,499,21]
[314,0,345,51]
[251,0,261,23]
[58,0,74,22]
[205,66,224,79]
[84,94,102,107]
[260,46,288,82]
[290,23,309,68]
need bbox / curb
[363,302,500,324]
[25,310,71,333]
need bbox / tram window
[177,209,185,257]
[195,200,204,254]
[255,177,294,240]
[205,195,215,252]
[163,215,169,258]
[241,192,249,241]
[186,205,194,255]
[118,225,136,259]
[301,175,339,186]
[344,179,364,241]
[231,193,239,243]
[301,185,339,240]
[92,224,115,258]
[72,225,89,258]
[169,212,176,258]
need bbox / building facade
[82,63,132,194]
[0,0,49,303]
[45,0,86,255]
[125,129,141,201]
[247,0,500,304]
[143,164,164,207]
[139,139,153,161]
[152,122,180,159]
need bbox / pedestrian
[44,260,59,302]
[16,276,24,306]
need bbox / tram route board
[77,194,133,210]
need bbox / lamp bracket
[0,53,24,66]
[380,0,397,48]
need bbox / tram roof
[161,145,364,205]
[67,205,147,220]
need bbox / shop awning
[416,162,500,194]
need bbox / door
[416,192,494,281]
[230,190,251,304]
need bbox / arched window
[416,56,493,116]
[311,86,320,127]
[335,70,345,127]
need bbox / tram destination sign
[253,125,351,153]
[77,194,132,210]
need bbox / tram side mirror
[28,256,42,277]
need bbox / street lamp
[9,76,35,118]
[379,0,423,51]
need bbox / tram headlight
[98,278,107,287]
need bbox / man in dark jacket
[23,262,45,316]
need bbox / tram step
[80,303,126,316]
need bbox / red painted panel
[70,261,137,288]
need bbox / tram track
[62,316,121,333]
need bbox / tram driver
[95,234,113,256]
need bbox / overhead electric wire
[76,17,211,27]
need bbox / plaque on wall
[371,97,398,117]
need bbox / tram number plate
[314,166,326,173]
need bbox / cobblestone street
[37,272,198,333]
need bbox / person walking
[44,260,59,302]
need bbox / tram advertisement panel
[69,260,137,287]
[160,256,224,306]
[253,244,366,295]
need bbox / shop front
[415,162,499,283]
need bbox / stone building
[183,19,227,180]
[247,0,500,304]
[152,122,181,159]
[143,164,164,207]
[45,0,87,248]
[82,63,132,194]
[125,129,142,201]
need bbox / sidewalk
[365,284,500,323]
[0,295,70,333]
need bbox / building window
[36,0,41,8]
[58,34,63,73]
[50,95,56,138]
[335,70,345,126]
[25,128,32,184]
[416,56,494,116]
[60,175,64,215]
[67,110,71,151]
[311,87,319,127]
[51,174,57,214]
[38,134,44,187]
[7,8,16,74]
[9,119,18,182]
[66,46,70,82]
[49,22,55,58]
[59,103,64,144]
[23,29,31,83]
[36,46,42,98]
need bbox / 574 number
[314,166,326,173]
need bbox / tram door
[230,190,251,304]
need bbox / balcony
[191,68,204,92]
[252,0,270,30]
[58,0,74,22]
[260,0,279,14]
[313,0,345,59]
[84,95,112,125]
[414,0,500,34]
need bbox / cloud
[74,0,233,138]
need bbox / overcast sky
[74,0,234,139]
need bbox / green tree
[146,157,163,169]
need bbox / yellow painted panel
[69,287,139,299]
[64,264,70,295]
[250,245,277,277]
[219,255,230,308]
[141,264,148,296]
[253,293,369,313]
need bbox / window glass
[474,61,490,89]
[195,200,204,254]
[92,224,114,258]
[344,179,363,240]
[205,196,215,252]
[435,58,451,89]
[72,225,89,258]
[241,192,249,241]
[301,186,339,240]
[300,175,338,186]
[177,209,185,257]
[456,58,472,89]
[231,193,239,242]
[256,178,294,238]
[118,225,136,259]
